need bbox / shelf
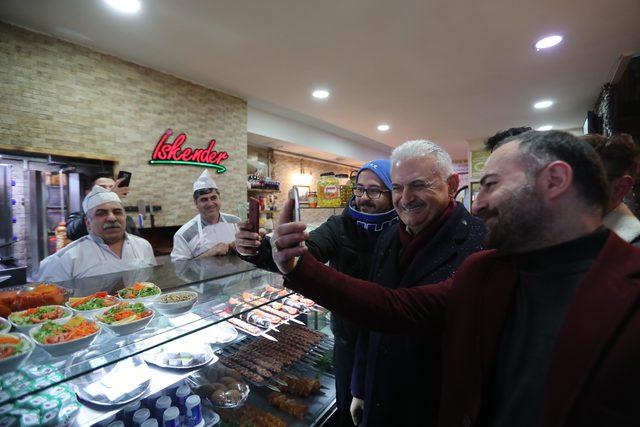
[248,188,280,193]
[301,206,346,210]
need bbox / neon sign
[149,129,229,173]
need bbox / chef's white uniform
[36,233,157,282]
[171,213,240,261]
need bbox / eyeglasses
[352,187,389,199]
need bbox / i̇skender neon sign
[149,128,229,173]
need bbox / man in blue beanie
[235,159,397,426]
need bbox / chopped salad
[68,292,118,311]
[0,334,30,360]
[96,302,153,325]
[33,316,99,345]
[117,282,160,300]
[9,305,70,326]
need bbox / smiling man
[36,185,156,282]
[171,169,240,261]
[346,140,484,427]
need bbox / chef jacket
[171,213,240,261]
[35,233,157,283]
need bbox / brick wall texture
[0,23,248,230]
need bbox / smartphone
[116,170,132,188]
[248,197,260,233]
[289,187,301,222]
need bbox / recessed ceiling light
[537,125,553,131]
[104,0,141,13]
[312,89,330,99]
[377,124,390,132]
[534,100,554,109]
[534,35,563,50]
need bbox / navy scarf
[347,197,398,233]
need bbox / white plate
[30,317,101,357]
[0,332,34,374]
[8,305,73,333]
[144,344,217,370]
[95,306,156,336]
[0,317,10,334]
[204,322,238,345]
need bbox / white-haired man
[36,185,156,282]
[344,140,485,427]
[171,170,240,261]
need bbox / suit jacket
[286,231,640,427]
[352,203,485,426]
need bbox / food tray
[143,343,217,370]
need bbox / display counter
[0,256,336,426]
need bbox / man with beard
[235,159,398,427]
[36,185,156,282]
[171,169,240,261]
[269,130,640,427]
[348,140,484,427]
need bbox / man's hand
[197,242,230,258]
[112,178,130,198]
[271,199,308,274]
[235,221,262,256]
[350,397,364,426]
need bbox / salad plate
[95,302,155,335]
[0,332,34,373]
[66,292,118,318]
[117,282,161,304]
[30,316,101,357]
[9,305,73,333]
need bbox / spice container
[317,172,341,207]
[308,192,317,208]
[336,173,351,206]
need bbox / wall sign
[149,128,229,173]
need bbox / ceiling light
[537,125,553,131]
[377,124,390,132]
[312,89,330,99]
[534,35,563,50]
[104,0,141,13]
[534,100,553,109]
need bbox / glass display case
[0,256,336,426]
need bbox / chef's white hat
[82,185,122,213]
[193,169,218,192]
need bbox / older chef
[36,185,157,282]
[171,170,240,261]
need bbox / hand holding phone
[248,197,260,233]
[116,171,132,188]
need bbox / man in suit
[349,140,484,426]
[271,130,640,426]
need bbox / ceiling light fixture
[534,100,554,109]
[377,124,390,132]
[534,35,563,50]
[312,89,330,99]
[104,0,141,13]
[537,125,553,131]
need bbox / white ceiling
[1,0,639,160]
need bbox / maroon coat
[286,232,640,427]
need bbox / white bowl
[65,296,119,319]
[153,291,198,317]
[96,306,155,336]
[30,318,101,357]
[8,305,73,333]
[116,283,162,305]
[0,332,34,373]
[0,317,10,334]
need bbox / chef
[36,185,157,282]
[171,169,240,261]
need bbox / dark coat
[287,232,640,427]
[352,202,485,427]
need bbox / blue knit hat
[356,159,393,190]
